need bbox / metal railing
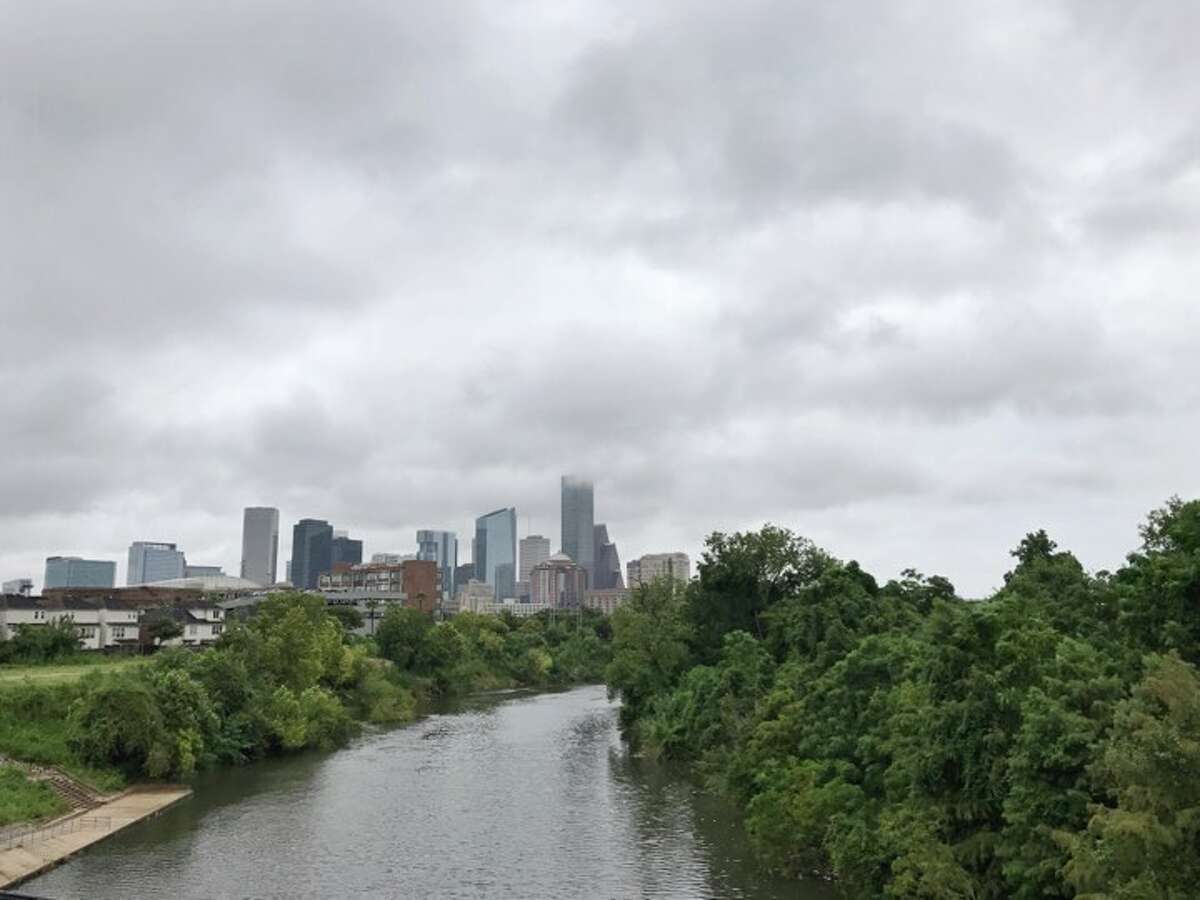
[0,815,112,851]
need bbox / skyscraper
[291,519,333,590]
[417,530,458,600]
[519,535,551,582]
[474,507,516,599]
[332,535,363,568]
[43,557,116,589]
[561,476,595,583]
[593,524,623,589]
[240,506,279,586]
[127,542,186,585]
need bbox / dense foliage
[375,606,611,693]
[62,593,413,779]
[1,595,613,789]
[0,619,84,664]
[606,501,1200,898]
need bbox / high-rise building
[627,552,691,588]
[291,519,333,590]
[332,535,363,569]
[127,542,186,585]
[530,553,589,609]
[44,557,116,590]
[454,563,476,597]
[240,507,279,586]
[2,578,33,596]
[592,524,623,590]
[519,535,551,583]
[561,476,595,584]
[417,530,458,600]
[474,507,516,599]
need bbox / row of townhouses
[0,592,226,650]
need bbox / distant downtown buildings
[417,530,458,601]
[127,541,186,585]
[9,477,687,612]
[240,507,279,586]
[592,524,623,589]
[627,552,691,587]
[560,476,595,585]
[43,557,116,590]
[474,507,516,600]
[291,519,333,590]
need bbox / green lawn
[0,657,146,685]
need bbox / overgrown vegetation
[0,766,67,827]
[1,593,612,793]
[374,606,612,694]
[606,498,1200,898]
[0,619,85,665]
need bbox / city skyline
[3,1,1200,604]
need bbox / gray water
[23,685,837,899]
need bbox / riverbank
[21,685,825,899]
[0,785,192,889]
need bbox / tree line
[605,498,1200,898]
[0,595,613,788]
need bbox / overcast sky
[3,1,1198,595]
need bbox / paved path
[0,785,191,889]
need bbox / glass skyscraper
[43,556,116,590]
[561,476,595,584]
[291,518,333,589]
[417,530,458,600]
[474,508,516,600]
[127,542,186,585]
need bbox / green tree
[606,578,693,729]
[1062,655,1200,898]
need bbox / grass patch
[0,766,68,827]
[0,657,147,685]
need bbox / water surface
[25,685,836,899]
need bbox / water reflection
[24,685,835,900]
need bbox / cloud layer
[3,1,1198,594]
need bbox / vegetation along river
[23,684,837,899]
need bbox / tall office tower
[2,578,33,596]
[291,519,333,590]
[454,563,476,596]
[593,524,623,589]
[474,507,516,599]
[127,542,186,585]
[417,530,458,600]
[43,557,116,589]
[519,535,551,583]
[240,506,279,586]
[332,535,363,568]
[627,552,691,588]
[561,476,595,584]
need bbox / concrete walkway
[0,785,191,889]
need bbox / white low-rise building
[1,597,113,650]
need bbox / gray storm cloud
[1,0,1197,594]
